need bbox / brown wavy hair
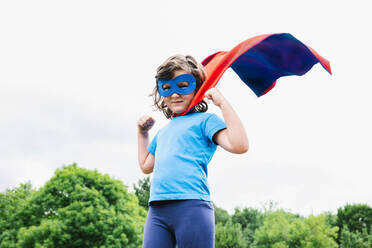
[151,55,208,119]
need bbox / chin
[172,108,187,114]
[173,110,184,114]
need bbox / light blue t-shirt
[147,112,226,203]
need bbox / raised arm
[205,88,249,154]
[137,116,156,174]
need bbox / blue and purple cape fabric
[179,33,331,116]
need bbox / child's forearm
[219,99,249,153]
[137,116,155,173]
[137,131,150,169]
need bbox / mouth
[172,100,183,104]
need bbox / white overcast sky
[1,0,371,216]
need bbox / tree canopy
[253,210,338,248]
[0,164,146,248]
[133,176,150,211]
[337,204,372,237]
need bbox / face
[162,70,195,114]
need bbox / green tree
[0,183,35,247]
[337,203,372,242]
[133,176,151,210]
[214,203,231,225]
[253,210,294,248]
[323,211,338,228]
[339,225,372,248]
[215,219,247,248]
[232,207,264,247]
[253,211,338,248]
[1,164,146,248]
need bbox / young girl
[137,55,248,248]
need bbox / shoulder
[181,112,217,125]
[187,112,216,120]
[184,112,225,125]
[170,113,224,130]
[201,112,224,123]
[197,113,226,138]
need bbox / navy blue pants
[143,200,215,248]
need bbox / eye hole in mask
[157,74,196,97]
[177,81,189,88]
[162,84,171,91]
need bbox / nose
[170,92,181,98]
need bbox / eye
[177,82,189,88]
[162,84,171,90]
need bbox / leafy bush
[215,219,247,248]
[253,210,338,248]
[133,176,150,211]
[232,207,264,246]
[339,225,372,248]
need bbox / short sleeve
[204,114,226,144]
[147,132,159,156]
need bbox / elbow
[228,134,249,154]
[241,144,249,154]
[138,154,154,174]
[234,141,249,154]
[236,145,249,154]
[142,168,153,174]
[225,139,249,154]
[140,164,153,174]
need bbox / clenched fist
[205,88,226,108]
[137,116,155,134]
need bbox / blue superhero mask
[157,74,196,97]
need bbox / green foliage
[337,203,372,242]
[215,219,247,248]
[253,210,338,248]
[339,225,372,248]
[214,203,231,225]
[323,211,338,228]
[0,183,35,248]
[3,166,372,247]
[133,176,150,210]
[253,210,293,248]
[232,207,264,246]
[0,164,146,248]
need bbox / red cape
[177,33,331,116]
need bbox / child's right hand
[137,116,155,134]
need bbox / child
[137,55,248,248]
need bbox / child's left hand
[205,88,226,107]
